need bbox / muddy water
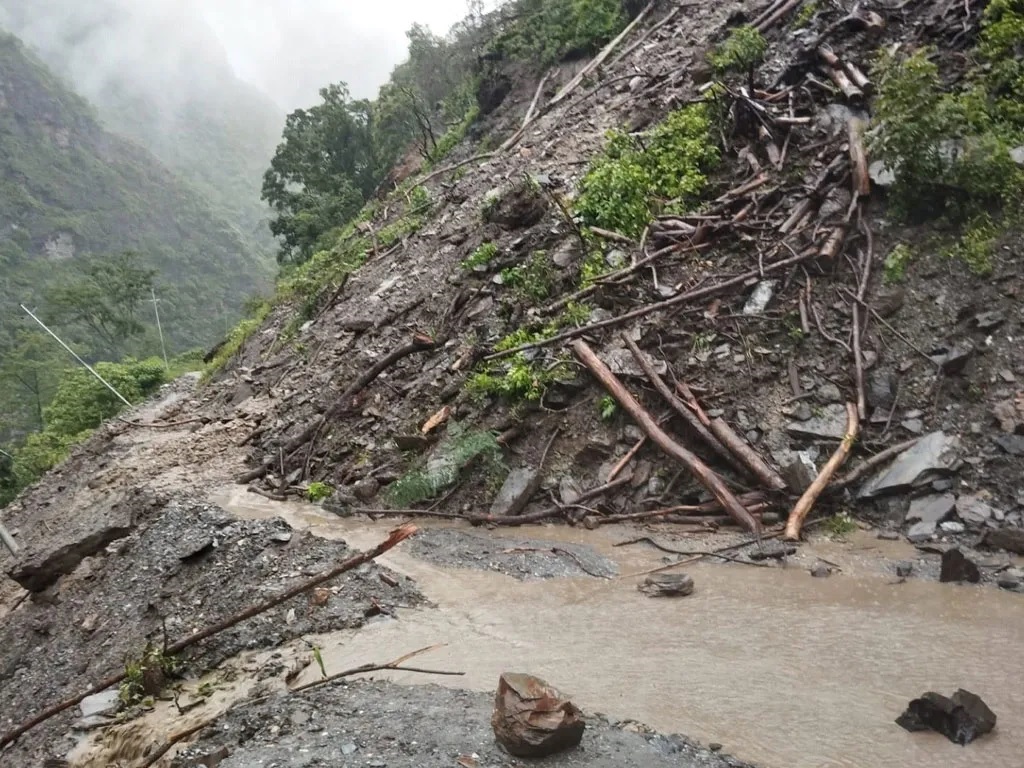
[213,487,1024,768]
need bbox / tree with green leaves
[45,251,157,358]
[262,84,382,264]
[0,330,65,434]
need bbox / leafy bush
[387,425,503,506]
[883,243,914,284]
[204,300,272,376]
[575,104,720,237]
[462,241,499,270]
[708,26,767,75]
[307,482,334,502]
[491,0,626,66]
[500,251,555,302]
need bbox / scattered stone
[906,521,936,543]
[895,561,914,578]
[491,673,585,757]
[176,531,215,561]
[981,528,1024,555]
[638,573,695,597]
[269,530,293,544]
[810,563,832,578]
[940,521,965,534]
[785,404,849,440]
[900,418,924,434]
[929,342,974,375]
[896,689,996,745]
[558,476,582,506]
[743,281,777,315]
[780,452,817,494]
[939,548,981,583]
[489,469,541,518]
[341,743,358,756]
[79,690,120,719]
[604,346,667,378]
[788,402,813,422]
[905,494,955,525]
[973,311,1005,331]
[955,495,996,527]
[748,542,797,561]
[352,478,380,502]
[858,432,962,499]
[997,574,1021,591]
[999,369,1017,383]
[816,382,842,404]
[993,434,1024,456]
[877,530,901,540]
[992,395,1023,434]
[867,370,897,411]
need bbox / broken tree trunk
[571,340,760,533]
[0,524,419,750]
[784,403,859,540]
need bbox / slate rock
[79,690,120,719]
[858,432,962,499]
[992,396,1023,434]
[785,404,849,440]
[603,346,667,378]
[491,673,585,757]
[905,494,955,525]
[939,548,981,583]
[558,475,583,506]
[810,563,832,578]
[896,689,996,745]
[490,468,541,517]
[816,383,842,403]
[955,495,995,527]
[780,452,817,493]
[940,521,966,534]
[929,342,974,375]
[895,561,914,578]
[638,573,695,597]
[867,370,897,411]
[993,434,1024,456]
[906,521,936,543]
[981,527,1024,555]
[748,542,797,560]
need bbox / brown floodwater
[203,488,1024,768]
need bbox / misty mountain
[0,29,272,352]
[0,0,284,249]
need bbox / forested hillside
[0,0,284,252]
[0,29,272,502]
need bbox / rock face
[491,673,585,757]
[896,689,997,745]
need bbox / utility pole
[149,287,169,370]
[20,304,132,408]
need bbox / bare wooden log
[848,117,871,198]
[584,493,767,526]
[572,340,760,533]
[818,224,848,262]
[754,0,804,31]
[622,336,749,477]
[826,66,863,102]
[0,524,418,750]
[843,61,872,94]
[784,404,859,540]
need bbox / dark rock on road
[492,672,586,757]
[939,548,981,584]
[896,689,997,745]
[639,573,696,596]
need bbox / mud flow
[206,487,1024,768]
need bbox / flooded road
[212,487,1024,768]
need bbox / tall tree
[262,84,382,264]
[45,251,157,358]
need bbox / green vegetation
[883,243,914,284]
[575,104,720,237]
[462,242,500,270]
[307,482,334,502]
[708,26,768,75]
[598,395,618,421]
[793,1,820,29]
[119,643,180,708]
[824,513,858,538]
[387,425,503,506]
[871,3,1024,266]
[489,0,627,66]
[501,251,555,302]
[203,299,272,377]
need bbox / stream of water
[203,487,1024,768]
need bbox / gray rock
[939,548,981,583]
[868,159,896,186]
[929,342,974,375]
[79,689,120,719]
[895,561,914,578]
[638,573,695,597]
[785,404,850,440]
[558,476,583,506]
[743,281,777,315]
[973,311,1006,331]
[810,563,832,578]
[905,494,956,525]
[901,418,924,434]
[748,542,797,561]
[352,478,380,502]
[992,397,1022,433]
[780,452,817,493]
[341,743,358,756]
[867,370,897,411]
[490,468,542,517]
[940,521,965,534]
[858,432,962,499]
[907,521,937,543]
[603,346,667,378]
[997,575,1021,591]
[817,383,842,403]
[993,434,1024,456]
[788,402,813,422]
[955,495,996,527]
[877,530,901,540]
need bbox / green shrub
[491,0,626,66]
[307,482,334,502]
[462,241,499,270]
[792,1,820,29]
[708,26,767,75]
[575,104,719,237]
[387,425,503,506]
[500,251,555,303]
[883,243,914,284]
[204,300,272,376]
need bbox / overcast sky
[198,0,473,109]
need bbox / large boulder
[491,673,585,757]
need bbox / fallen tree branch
[572,340,760,533]
[832,437,920,489]
[0,524,419,750]
[468,476,631,526]
[291,643,460,694]
[583,493,767,526]
[490,246,818,362]
[784,403,859,540]
[614,536,775,567]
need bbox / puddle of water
[211,487,1024,768]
